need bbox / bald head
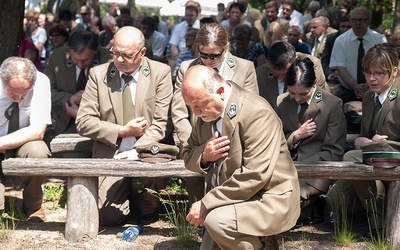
[114,26,145,48]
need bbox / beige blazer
[76,58,174,158]
[254,17,290,46]
[242,7,263,27]
[256,52,329,112]
[46,46,112,135]
[183,84,300,236]
[277,88,346,191]
[361,78,400,140]
[172,52,259,146]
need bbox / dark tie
[4,102,19,159]
[313,39,320,57]
[369,96,382,138]
[210,117,221,189]
[298,102,308,124]
[357,38,366,83]
[122,74,134,125]
[76,68,87,91]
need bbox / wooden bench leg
[65,176,99,242]
[385,181,400,249]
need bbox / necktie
[357,38,366,83]
[210,117,221,189]
[298,102,308,124]
[369,96,382,138]
[4,102,19,159]
[122,74,134,125]
[313,39,320,57]
[76,68,87,91]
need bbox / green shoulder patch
[389,89,398,101]
[314,90,323,103]
[142,65,150,76]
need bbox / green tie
[298,102,308,124]
[4,102,19,159]
[122,74,134,125]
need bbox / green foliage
[364,194,390,250]
[0,197,20,242]
[44,184,67,204]
[147,188,199,248]
[163,178,188,196]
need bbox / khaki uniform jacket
[254,17,290,46]
[256,52,329,112]
[183,83,300,236]
[361,78,400,141]
[76,58,173,158]
[277,88,346,191]
[46,46,112,135]
[242,7,263,27]
[307,33,327,59]
[172,52,259,146]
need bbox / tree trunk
[394,0,400,36]
[0,0,24,63]
[128,0,136,18]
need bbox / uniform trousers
[202,204,264,250]
[98,176,168,226]
[0,141,50,211]
[326,150,386,229]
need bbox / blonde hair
[265,21,286,48]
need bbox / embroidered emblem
[109,66,116,78]
[142,65,150,76]
[150,145,159,155]
[66,59,73,69]
[227,103,237,119]
[268,70,274,80]
[227,57,235,68]
[315,91,323,103]
[389,89,398,101]
[93,58,99,66]
[196,59,202,65]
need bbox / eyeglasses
[199,50,224,60]
[110,47,143,60]
[350,18,369,23]
[363,70,388,78]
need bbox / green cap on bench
[361,140,400,168]
[135,143,179,163]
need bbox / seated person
[277,58,346,224]
[326,44,400,235]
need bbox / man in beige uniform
[76,26,174,226]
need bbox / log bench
[2,158,400,249]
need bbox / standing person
[76,26,174,226]
[220,2,251,39]
[0,57,52,222]
[277,59,346,225]
[256,41,329,112]
[46,30,112,136]
[46,0,79,18]
[330,6,387,105]
[327,43,400,236]
[172,23,259,205]
[182,65,300,249]
[279,0,303,33]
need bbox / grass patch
[364,194,390,250]
[0,197,21,242]
[43,184,66,209]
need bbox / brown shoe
[262,235,279,250]
[24,207,46,222]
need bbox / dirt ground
[1,176,374,250]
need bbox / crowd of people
[0,0,397,248]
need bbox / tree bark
[394,0,400,36]
[0,0,24,63]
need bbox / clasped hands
[201,132,230,165]
[65,91,83,118]
[354,134,388,149]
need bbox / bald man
[76,26,174,226]
[182,65,300,249]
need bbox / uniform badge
[66,59,73,69]
[227,57,235,68]
[150,145,159,155]
[389,89,398,101]
[142,65,150,76]
[109,66,116,78]
[315,91,323,103]
[227,102,237,119]
[268,70,274,80]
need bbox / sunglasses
[199,50,224,60]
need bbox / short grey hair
[101,15,116,28]
[309,1,320,8]
[0,57,36,87]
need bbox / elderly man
[76,26,174,226]
[182,65,300,249]
[307,16,331,59]
[0,57,51,222]
[46,30,112,136]
[98,15,118,49]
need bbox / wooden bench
[2,158,400,249]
